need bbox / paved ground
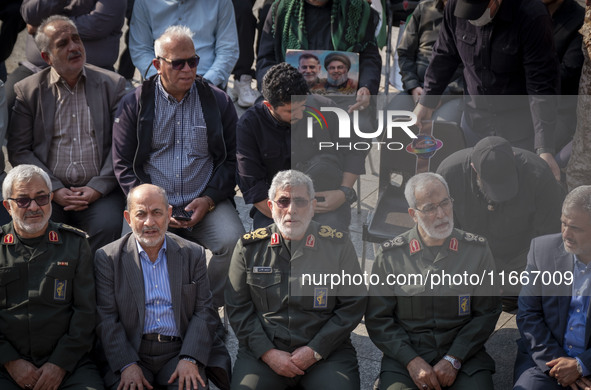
[3,23,519,390]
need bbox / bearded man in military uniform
[225,169,367,390]
[366,172,501,390]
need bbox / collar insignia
[449,238,459,252]
[409,238,421,254]
[49,231,59,242]
[270,232,280,246]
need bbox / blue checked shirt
[137,239,179,337]
[563,255,591,375]
[145,77,213,218]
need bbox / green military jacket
[366,226,501,376]
[0,221,95,373]
[225,221,367,360]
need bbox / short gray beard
[13,212,50,236]
[417,215,454,241]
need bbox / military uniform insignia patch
[57,261,69,266]
[314,287,328,308]
[458,295,470,316]
[409,239,421,254]
[253,266,272,274]
[2,234,14,244]
[319,225,343,239]
[270,233,280,246]
[54,280,67,301]
[49,231,59,242]
[463,232,486,244]
[305,234,315,248]
[59,223,88,238]
[382,236,405,250]
[449,238,458,252]
[242,228,269,243]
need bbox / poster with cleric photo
[286,49,360,96]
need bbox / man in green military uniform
[225,169,367,390]
[0,165,103,390]
[366,172,501,390]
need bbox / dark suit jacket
[94,232,230,388]
[515,233,591,379]
[8,64,126,195]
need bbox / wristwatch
[443,355,461,370]
[180,356,197,366]
[338,186,358,205]
[313,350,323,361]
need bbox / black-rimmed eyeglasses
[8,194,51,209]
[157,55,199,70]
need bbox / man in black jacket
[112,25,244,308]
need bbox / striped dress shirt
[47,67,101,187]
[137,239,179,336]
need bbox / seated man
[236,63,366,231]
[0,164,102,390]
[8,15,127,253]
[226,170,367,390]
[94,184,231,390]
[257,0,382,111]
[5,0,125,114]
[366,172,501,390]
[130,0,238,87]
[113,26,245,309]
[437,136,564,289]
[513,185,591,389]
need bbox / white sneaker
[234,75,259,108]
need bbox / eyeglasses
[158,55,199,70]
[274,197,311,209]
[8,194,51,209]
[415,197,454,216]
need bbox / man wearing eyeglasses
[0,164,103,390]
[366,172,501,390]
[226,169,367,390]
[113,26,244,311]
[8,15,127,254]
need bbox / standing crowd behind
[1,0,591,389]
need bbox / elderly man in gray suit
[8,14,126,253]
[94,184,231,390]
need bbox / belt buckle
[157,334,164,342]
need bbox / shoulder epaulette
[241,227,270,244]
[462,232,487,245]
[58,223,89,238]
[381,235,406,251]
[318,225,344,239]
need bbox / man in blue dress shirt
[94,184,230,389]
[514,185,591,389]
